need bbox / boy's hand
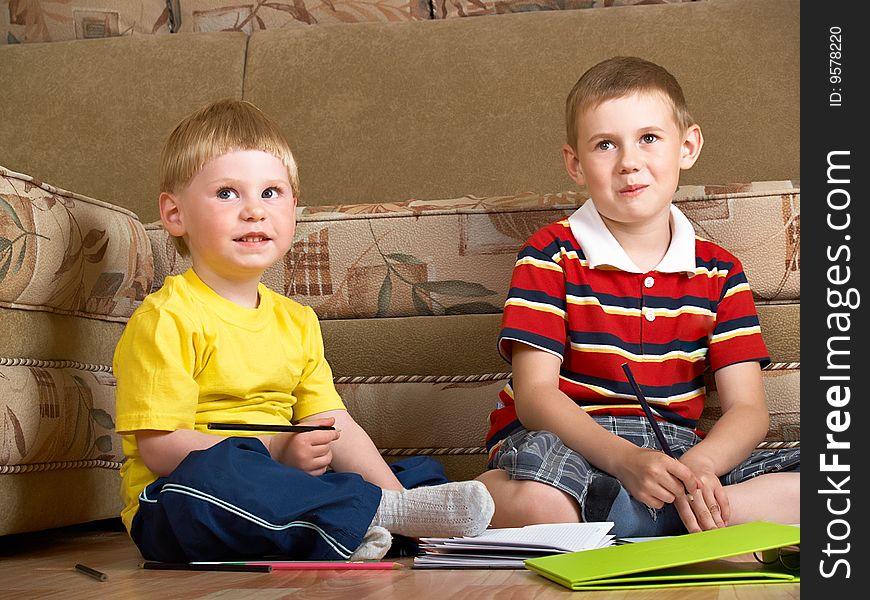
[613,446,698,510]
[673,453,729,532]
[268,417,341,476]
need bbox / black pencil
[75,563,108,581]
[621,362,694,501]
[620,363,675,457]
[142,561,272,573]
[207,423,335,433]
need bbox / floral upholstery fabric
[148,183,799,321]
[0,360,122,471]
[1,164,151,473]
[1,0,701,44]
[145,182,800,480]
[0,165,152,322]
[2,0,431,44]
[148,191,590,318]
[432,0,694,19]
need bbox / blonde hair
[565,56,694,152]
[159,99,299,256]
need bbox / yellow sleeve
[113,304,200,434]
[290,306,346,421]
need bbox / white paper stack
[414,522,615,569]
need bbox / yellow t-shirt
[113,268,345,533]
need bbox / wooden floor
[0,519,800,600]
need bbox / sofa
[0,0,799,537]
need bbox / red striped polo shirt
[485,201,770,453]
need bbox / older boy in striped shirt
[477,57,799,537]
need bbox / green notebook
[524,521,799,591]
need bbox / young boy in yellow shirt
[113,99,493,562]
[477,57,799,537]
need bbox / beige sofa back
[1,0,798,224]
[0,31,249,224]
[247,0,798,211]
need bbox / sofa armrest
[0,165,152,321]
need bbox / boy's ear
[159,192,186,237]
[679,124,704,170]
[562,143,586,186]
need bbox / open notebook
[414,522,614,569]
[524,521,799,590]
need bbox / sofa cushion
[2,1,170,43]
[2,1,431,44]
[701,364,800,445]
[0,359,122,470]
[341,361,799,483]
[147,189,583,316]
[3,309,130,367]
[432,0,694,19]
[148,181,799,317]
[179,0,432,31]
[0,466,122,536]
[0,165,152,322]
[678,182,800,302]
[322,313,507,376]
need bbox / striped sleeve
[707,253,770,371]
[498,221,571,362]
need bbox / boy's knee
[782,472,801,503]
[506,479,580,523]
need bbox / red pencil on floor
[193,560,404,570]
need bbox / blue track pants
[130,436,447,561]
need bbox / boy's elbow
[136,443,171,477]
[139,446,175,477]
[136,430,184,477]
[513,391,543,430]
[141,457,173,478]
[738,404,770,445]
[314,408,353,426]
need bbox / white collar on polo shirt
[567,200,697,276]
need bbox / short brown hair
[159,99,299,256]
[565,56,694,152]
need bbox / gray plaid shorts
[487,415,800,509]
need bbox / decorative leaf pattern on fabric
[148,184,799,320]
[0,166,152,322]
[0,364,121,468]
[1,0,430,44]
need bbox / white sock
[349,525,392,560]
[371,481,494,538]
